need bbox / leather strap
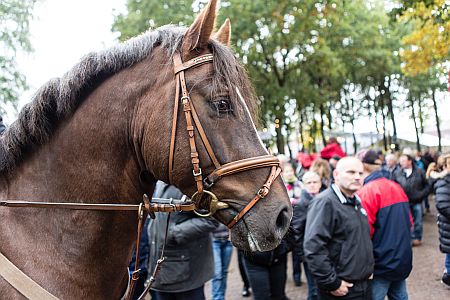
[173,54,213,74]
[204,155,280,187]
[189,98,221,168]
[0,200,196,213]
[0,251,59,300]
[137,212,171,300]
[168,72,180,184]
[173,52,204,194]
[227,166,282,229]
[125,204,147,300]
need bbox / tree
[0,0,37,113]
[395,0,450,76]
[113,0,423,153]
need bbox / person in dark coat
[242,221,300,300]
[304,157,374,300]
[430,154,450,287]
[356,149,413,300]
[147,181,218,300]
[383,153,399,180]
[291,171,322,300]
[392,154,430,246]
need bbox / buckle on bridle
[193,168,202,177]
[257,188,268,198]
[203,177,214,189]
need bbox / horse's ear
[214,18,231,47]
[182,0,218,54]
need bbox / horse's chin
[228,218,283,252]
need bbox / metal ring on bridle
[192,190,229,217]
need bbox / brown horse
[0,0,291,298]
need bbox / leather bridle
[169,52,282,228]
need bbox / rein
[0,51,282,300]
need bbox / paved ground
[204,197,450,300]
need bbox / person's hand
[330,280,353,297]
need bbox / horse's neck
[0,70,152,298]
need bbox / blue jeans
[371,277,408,300]
[445,254,450,274]
[211,239,233,300]
[303,262,318,300]
[410,203,423,240]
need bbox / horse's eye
[211,97,233,115]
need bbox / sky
[10,0,126,123]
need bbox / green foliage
[111,0,444,152]
[0,0,36,113]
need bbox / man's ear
[181,0,218,55]
[214,18,231,47]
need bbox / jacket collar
[364,170,387,185]
[331,184,361,205]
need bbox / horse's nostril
[276,206,290,230]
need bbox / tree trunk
[285,121,293,160]
[310,118,317,153]
[320,103,326,146]
[327,103,332,131]
[299,109,305,150]
[385,79,398,150]
[410,99,421,152]
[432,89,442,152]
[348,98,357,153]
[275,117,285,155]
[351,121,357,153]
[379,96,388,151]
[418,97,424,134]
[386,97,398,150]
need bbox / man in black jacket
[392,154,430,246]
[304,157,374,299]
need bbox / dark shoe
[412,239,422,247]
[294,280,302,286]
[443,272,450,287]
[242,287,251,297]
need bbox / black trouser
[150,285,205,300]
[243,253,288,300]
[238,250,251,289]
[131,271,148,300]
[318,280,372,300]
[292,251,303,283]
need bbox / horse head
[135,0,292,251]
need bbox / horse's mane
[0,25,257,174]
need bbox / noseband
[169,52,282,229]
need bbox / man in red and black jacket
[356,150,413,300]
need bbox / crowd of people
[129,137,450,300]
